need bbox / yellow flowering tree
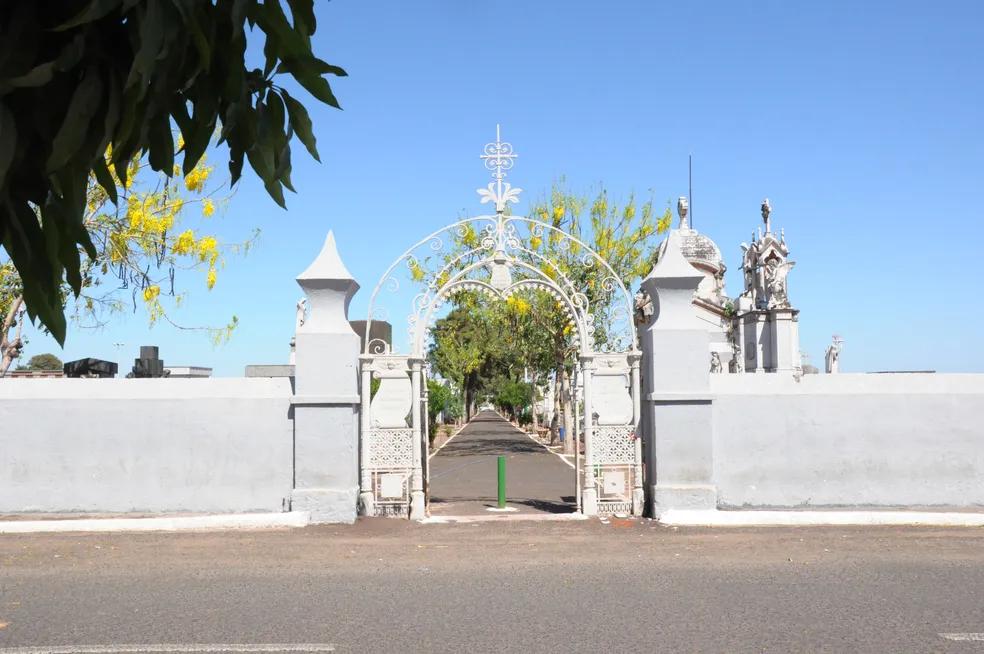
[1,147,254,376]
[525,180,671,448]
[423,180,671,442]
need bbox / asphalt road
[428,411,576,516]
[3,519,984,653]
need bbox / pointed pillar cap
[297,231,356,284]
[644,229,704,285]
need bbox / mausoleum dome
[677,226,724,272]
[658,197,724,275]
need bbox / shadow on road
[437,437,544,456]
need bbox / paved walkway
[428,411,576,516]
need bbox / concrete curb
[0,511,311,534]
[658,509,984,527]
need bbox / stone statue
[764,259,794,309]
[710,352,723,374]
[712,265,728,304]
[825,335,843,374]
[761,198,772,234]
[741,262,754,297]
[295,297,307,330]
[677,196,689,228]
[633,290,654,325]
[729,343,743,373]
[754,260,770,310]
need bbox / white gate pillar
[638,229,716,517]
[629,351,644,516]
[292,231,361,523]
[580,355,598,516]
[409,357,427,519]
[358,356,374,516]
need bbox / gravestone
[127,346,168,378]
[63,358,118,378]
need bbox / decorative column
[574,363,582,512]
[421,363,430,502]
[580,354,598,516]
[638,229,716,517]
[409,357,426,519]
[629,351,644,516]
[291,231,361,523]
[358,355,374,516]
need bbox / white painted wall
[0,378,293,513]
[710,374,984,507]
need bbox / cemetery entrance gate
[357,129,644,519]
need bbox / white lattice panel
[367,428,414,468]
[592,425,634,464]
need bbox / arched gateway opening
[357,128,643,519]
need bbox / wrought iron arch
[357,127,644,521]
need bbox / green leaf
[3,61,56,90]
[0,105,16,189]
[101,71,121,155]
[287,0,316,36]
[177,95,216,176]
[307,58,347,77]
[46,66,103,173]
[228,150,244,185]
[91,155,118,205]
[276,57,347,79]
[277,142,295,193]
[282,89,319,162]
[263,177,286,208]
[169,0,211,75]
[254,1,308,60]
[263,91,287,152]
[146,112,174,173]
[127,0,165,97]
[55,0,124,31]
[295,72,341,109]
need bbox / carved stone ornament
[633,290,654,325]
[295,297,307,330]
[825,335,844,374]
[710,351,723,374]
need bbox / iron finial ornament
[477,124,522,213]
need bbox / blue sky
[23,0,984,374]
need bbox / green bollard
[497,455,506,509]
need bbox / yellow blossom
[173,229,195,256]
[143,285,161,302]
[197,236,219,265]
[184,165,212,193]
[202,198,215,217]
[408,259,425,282]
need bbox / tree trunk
[561,367,575,455]
[550,368,562,445]
[531,377,539,433]
[0,296,25,378]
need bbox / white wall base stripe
[659,509,984,527]
[0,512,310,534]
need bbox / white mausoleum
[639,195,801,376]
